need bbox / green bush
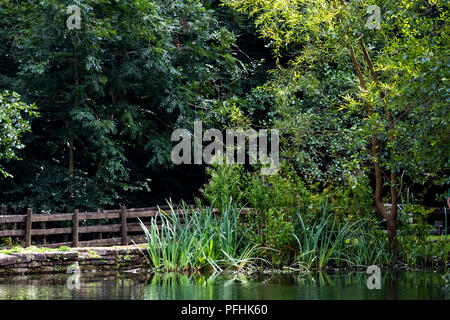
[244,163,312,209]
[321,174,374,222]
[397,203,436,266]
[262,208,295,266]
[201,163,247,209]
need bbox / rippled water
[0,270,448,300]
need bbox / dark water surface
[0,270,448,300]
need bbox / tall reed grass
[137,200,265,272]
[138,198,394,273]
[292,199,389,270]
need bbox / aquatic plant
[293,199,365,270]
[137,200,265,272]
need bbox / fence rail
[0,205,250,248]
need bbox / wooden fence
[1,204,445,248]
[0,205,233,248]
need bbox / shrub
[201,163,247,209]
[263,208,296,266]
[321,174,374,222]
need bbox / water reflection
[0,270,448,300]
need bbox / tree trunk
[386,216,397,252]
[348,47,388,217]
[332,2,389,225]
[327,0,400,253]
[358,39,398,252]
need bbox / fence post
[120,206,128,245]
[72,209,79,247]
[25,208,32,247]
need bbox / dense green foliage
[0,1,448,269]
[222,0,449,188]
[219,0,448,251]
[201,164,448,268]
[0,0,269,212]
[0,90,39,177]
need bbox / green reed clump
[293,201,380,270]
[139,197,397,273]
[138,200,265,272]
[342,219,392,268]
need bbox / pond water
[0,270,448,300]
